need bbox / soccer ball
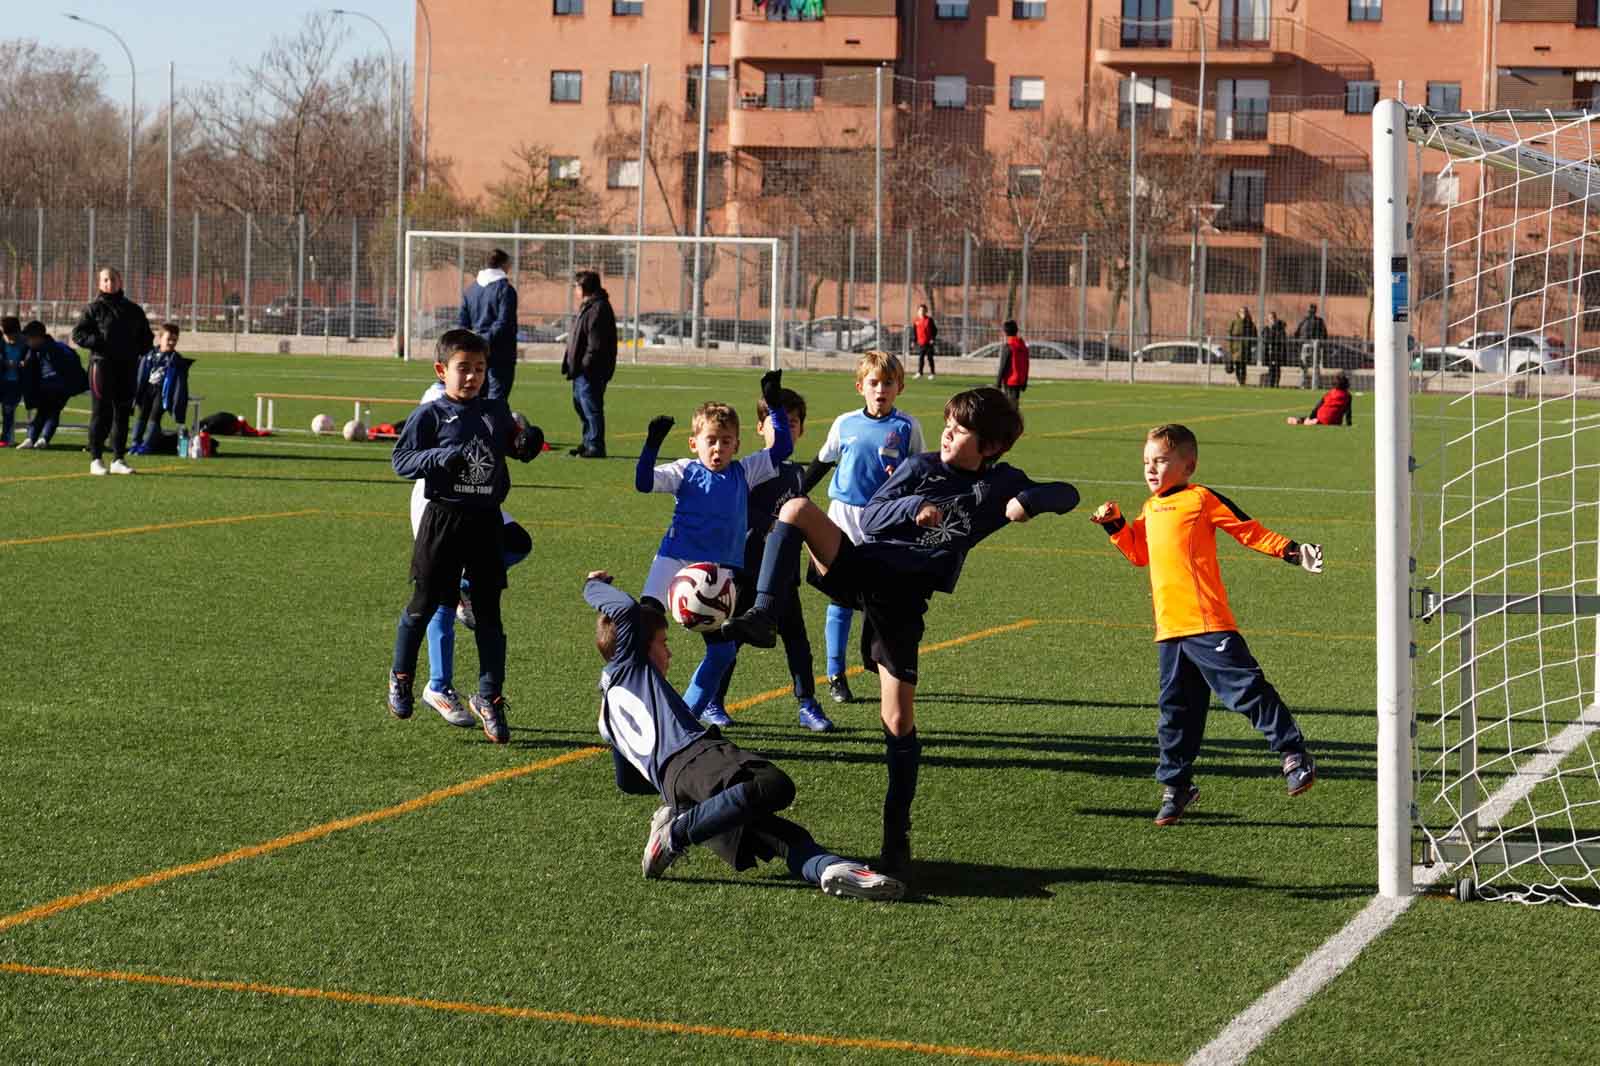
[342,419,367,442]
[310,414,335,435]
[667,563,736,633]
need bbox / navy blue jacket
[859,453,1079,594]
[22,341,88,405]
[392,393,516,509]
[457,272,518,364]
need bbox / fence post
[1317,237,1330,389]
[511,218,521,284]
[35,207,44,311]
[1568,241,1579,356]
[634,63,650,350]
[790,224,801,352]
[87,208,96,304]
[1255,236,1268,372]
[190,212,200,333]
[903,228,914,362]
[734,222,744,357]
[296,213,307,336]
[1126,71,1139,374]
[846,226,857,349]
[1078,234,1089,349]
[961,230,972,352]
[350,216,359,342]
[1020,231,1032,336]
[1197,239,1209,338]
[874,64,884,335]
[566,220,577,330]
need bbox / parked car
[1419,331,1558,374]
[1304,338,1375,370]
[302,301,394,339]
[253,296,312,334]
[516,321,564,344]
[788,316,877,352]
[1133,340,1230,365]
[963,340,1083,361]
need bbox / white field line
[1185,700,1600,1066]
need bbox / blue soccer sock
[475,624,506,698]
[882,730,922,837]
[391,609,428,677]
[795,843,841,885]
[684,637,738,714]
[751,521,804,613]
[825,604,853,678]
[670,780,759,850]
[425,605,455,689]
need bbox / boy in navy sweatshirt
[723,387,1079,872]
[388,328,543,743]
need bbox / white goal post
[1375,101,1600,907]
[403,230,784,369]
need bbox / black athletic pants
[88,356,137,461]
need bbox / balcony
[1094,17,1373,77]
[730,1,898,63]
[1100,103,1288,156]
[729,96,891,149]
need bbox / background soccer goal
[1375,102,1600,907]
[404,231,784,369]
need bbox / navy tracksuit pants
[1155,630,1305,787]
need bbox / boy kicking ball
[584,571,903,901]
[1091,423,1322,826]
[722,387,1080,872]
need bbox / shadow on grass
[914,691,1380,720]
[153,469,583,491]
[905,859,1373,902]
[1074,806,1372,832]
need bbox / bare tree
[0,40,129,209]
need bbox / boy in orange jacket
[1091,423,1323,825]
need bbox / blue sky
[32,0,413,104]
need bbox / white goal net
[1395,106,1600,906]
[404,231,783,368]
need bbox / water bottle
[177,425,190,459]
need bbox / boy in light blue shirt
[636,371,791,724]
[801,351,923,704]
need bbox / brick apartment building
[415,1,1600,338]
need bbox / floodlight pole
[691,0,713,350]
[66,14,135,283]
[417,0,432,191]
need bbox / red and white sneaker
[423,685,473,727]
[819,862,905,902]
[642,805,681,880]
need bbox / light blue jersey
[817,407,924,507]
[650,456,780,567]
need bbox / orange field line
[0,621,1035,935]
[0,508,319,548]
[0,749,600,934]
[0,961,1169,1066]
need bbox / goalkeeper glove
[759,369,784,411]
[508,413,544,463]
[1284,541,1324,574]
[644,415,675,451]
[1090,501,1125,535]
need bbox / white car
[1419,331,1560,374]
[789,316,877,352]
[963,340,1081,361]
[1132,340,1230,365]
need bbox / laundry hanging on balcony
[754,0,825,20]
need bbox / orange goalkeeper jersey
[1109,484,1291,641]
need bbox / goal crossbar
[403,231,784,367]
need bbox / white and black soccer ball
[667,563,736,633]
[342,419,368,442]
[311,413,336,435]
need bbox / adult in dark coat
[561,270,618,458]
[1294,303,1329,388]
[1226,306,1256,387]
[72,267,154,474]
[1261,311,1288,388]
[458,248,520,400]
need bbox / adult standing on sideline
[1262,311,1288,388]
[1226,306,1256,387]
[1294,302,1328,388]
[72,266,153,475]
[911,304,938,379]
[561,270,618,458]
[458,248,520,400]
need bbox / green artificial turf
[1,354,1596,1065]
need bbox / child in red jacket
[1286,373,1352,426]
[996,319,1029,408]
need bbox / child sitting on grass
[1285,372,1353,426]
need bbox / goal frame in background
[1375,102,1600,902]
[403,231,784,369]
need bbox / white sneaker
[929,373,936,379]
[913,372,922,378]
[90,459,108,476]
[819,861,905,901]
[110,459,136,475]
[422,685,474,727]
[642,805,681,879]
[15,438,33,450]
[32,439,47,450]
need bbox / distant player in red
[996,319,1029,408]
[1286,372,1352,426]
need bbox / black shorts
[660,734,777,870]
[411,501,508,599]
[807,537,929,685]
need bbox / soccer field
[2,354,1596,1065]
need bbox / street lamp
[332,8,406,356]
[1188,0,1211,151]
[417,0,432,191]
[65,13,135,283]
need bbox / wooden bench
[254,393,418,432]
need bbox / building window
[761,155,816,197]
[1118,76,1172,133]
[935,2,970,18]
[1121,0,1174,46]
[1217,78,1268,139]
[765,73,817,111]
[609,70,642,104]
[1010,76,1044,110]
[1423,171,1460,206]
[1342,172,1373,204]
[933,76,968,109]
[1217,168,1266,230]
[549,156,581,185]
[552,71,582,102]
[607,158,641,188]
[686,65,729,109]
[1013,1,1046,19]
[1348,0,1381,18]
[1345,80,1379,114]
[1008,165,1043,198]
[554,0,584,13]
[1430,0,1462,22]
[1426,81,1461,112]
[613,0,643,13]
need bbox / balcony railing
[1096,16,1373,74]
